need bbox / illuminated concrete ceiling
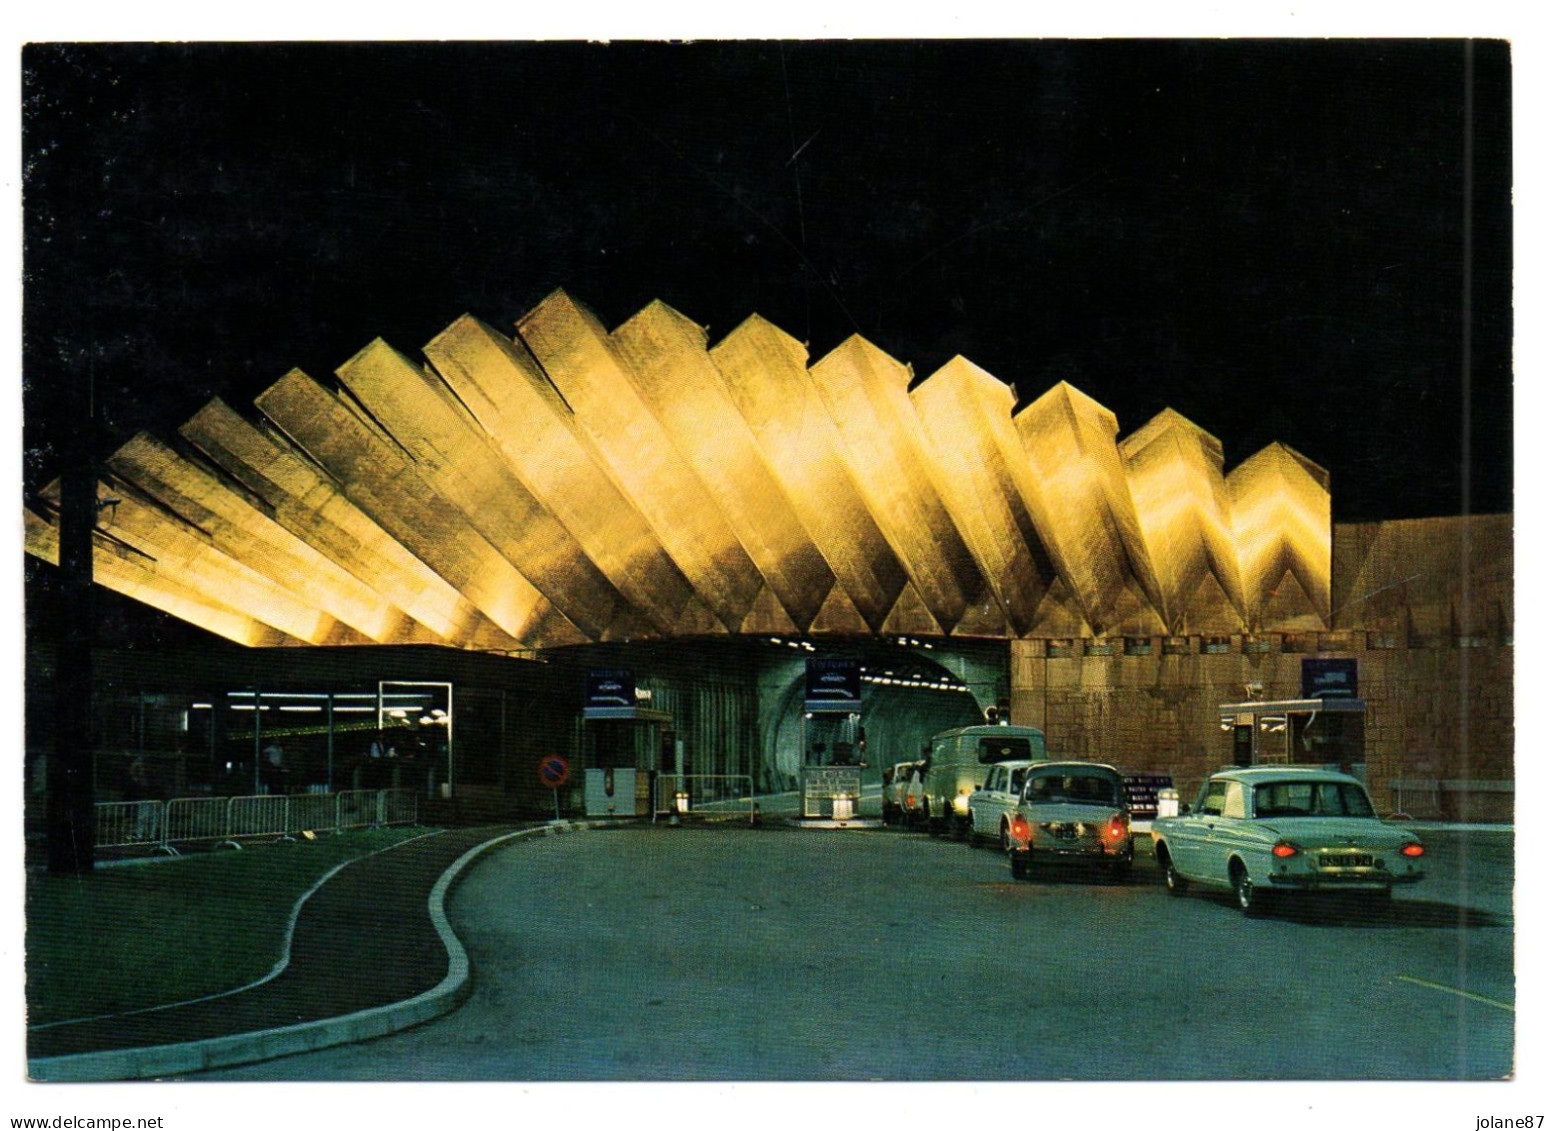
[24,291,1333,648]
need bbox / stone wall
[1008,514,1513,820]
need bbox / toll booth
[581,668,671,817]
[1219,658,1367,778]
[799,657,865,821]
[583,766,652,818]
[799,711,864,818]
[1217,698,1366,778]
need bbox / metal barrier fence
[653,775,757,824]
[165,797,231,844]
[93,789,419,853]
[287,792,339,835]
[336,789,383,831]
[229,795,290,838]
[382,789,419,826]
[1389,778,1443,819]
[94,800,162,849]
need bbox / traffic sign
[538,755,570,789]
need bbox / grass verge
[25,826,435,1026]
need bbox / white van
[922,724,1047,838]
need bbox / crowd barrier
[1389,778,1443,819]
[94,789,419,854]
[1387,778,1514,823]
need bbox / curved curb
[29,830,447,1035]
[29,821,609,1081]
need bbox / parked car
[1007,761,1133,881]
[1149,766,1426,916]
[967,760,1041,850]
[922,724,1047,838]
[901,763,929,828]
[881,760,922,824]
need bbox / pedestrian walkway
[28,822,596,1081]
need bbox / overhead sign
[584,669,637,719]
[538,755,570,789]
[1302,657,1359,699]
[804,658,862,712]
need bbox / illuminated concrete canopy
[24,291,1334,648]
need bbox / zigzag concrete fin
[23,297,1336,650]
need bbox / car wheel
[999,821,1012,853]
[1161,850,1188,896]
[1232,862,1267,917]
[1010,852,1030,880]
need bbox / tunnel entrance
[766,638,998,798]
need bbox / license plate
[1046,824,1078,841]
[1321,853,1373,868]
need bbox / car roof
[1027,760,1123,776]
[1209,765,1362,785]
[933,724,1045,740]
[989,759,1041,770]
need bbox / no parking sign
[539,756,570,820]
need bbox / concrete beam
[708,315,906,633]
[516,290,762,634]
[1228,442,1331,631]
[334,338,629,641]
[1013,382,1167,636]
[25,508,294,648]
[1119,408,1246,633]
[809,335,989,636]
[910,355,1058,636]
[178,399,522,650]
[611,300,835,634]
[39,478,363,645]
[422,314,697,639]
[104,432,435,644]
[255,369,583,648]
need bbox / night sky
[22,39,1512,523]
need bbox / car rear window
[1254,781,1375,818]
[1025,771,1123,806]
[978,737,1032,763]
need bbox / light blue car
[1150,766,1426,916]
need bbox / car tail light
[1272,841,1301,859]
[1107,814,1127,840]
[1400,842,1425,858]
[1010,815,1030,844]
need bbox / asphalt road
[207,824,1514,1081]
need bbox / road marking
[1395,974,1514,1012]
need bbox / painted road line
[1395,974,1514,1012]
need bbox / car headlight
[952,793,970,815]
